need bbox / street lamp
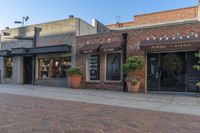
[14,16,29,27]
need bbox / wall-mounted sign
[150,43,192,50]
[141,41,200,51]
[82,50,95,54]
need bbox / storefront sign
[150,43,192,50]
[82,50,95,54]
[89,54,100,80]
[103,48,115,52]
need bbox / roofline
[112,18,199,31]
[1,17,80,32]
[107,6,198,27]
[134,6,198,17]
[77,19,200,38]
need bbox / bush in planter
[67,68,81,76]
[66,68,82,89]
[123,56,144,92]
[193,50,200,88]
[123,56,144,75]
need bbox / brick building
[76,2,200,92]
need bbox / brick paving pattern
[0,93,200,133]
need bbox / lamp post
[14,16,29,27]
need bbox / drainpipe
[122,33,128,92]
[32,27,42,85]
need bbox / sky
[0,0,198,30]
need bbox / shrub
[67,68,81,76]
[131,79,139,86]
[123,56,144,75]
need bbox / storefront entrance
[147,51,200,92]
[23,56,33,84]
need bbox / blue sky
[0,0,198,30]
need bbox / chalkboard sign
[89,54,100,80]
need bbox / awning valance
[80,42,122,54]
[100,43,121,52]
[140,37,200,51]
[80,44,101,54]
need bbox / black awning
[0,50,11,57]
[12,48,27,55]
[80,44,101,54]
[3,45,71,56]
[100,43,122,52]
[28,45,71,54]
[140,37,200,51]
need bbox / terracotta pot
[127,81,140,93]
[67,75,82,89]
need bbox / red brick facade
[108,6,198,29]
[76,21,200,92]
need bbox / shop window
[39,59,50,78]
[39,57,71,79]
[106,53,121,81]
[61,57,71,78]
[4,57,13,78]
[87,54,100,81]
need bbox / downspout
[32,27,42,85]
[122,33,128,92]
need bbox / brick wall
[77,21,200,92]
[108,6,198,29]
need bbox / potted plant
[67,67,82,89]
[123,56,144,93]
[193,50,200,90]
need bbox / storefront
[36,52,71,87]
[141,37,200,92]
[77,36,125,91]
[0,45,71,86]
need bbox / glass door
[147,53,160,91]
[160,52,186,92]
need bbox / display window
[106,52,121,81]
[39,57,71,79]
[4,57,13,78]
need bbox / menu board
[89,54,100,80]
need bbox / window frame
[86,53,101,82]
[104,51,122,82]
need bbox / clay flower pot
[126,80,141,93]
[68,75,82,89]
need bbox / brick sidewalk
[0,84,200,116]
[0,93,200,133]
